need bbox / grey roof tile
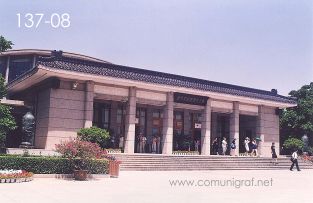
[36,56,296,104]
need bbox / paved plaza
[0,170,312,203]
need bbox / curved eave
[7,65,297,109]
[0,49,111,64]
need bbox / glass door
[191,112,202,153]
[173,111,184,150]
[135,108,147,153]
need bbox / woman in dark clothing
[212,138,219,155]
[271,142,278,165]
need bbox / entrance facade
[90,92,277,156]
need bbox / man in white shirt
[290,150,301,171]
[222,137,228,155]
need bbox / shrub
[55,139,108,170]
[77,127,110,148]
[55,139,107,159]
[283,137,304,152]
[0,156,108,174]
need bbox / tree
[0,75,16,147]
[0,35,16,148]
[0,35,14,52]
[280,83,313,147]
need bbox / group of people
[136,133,161,153]
[243,137,259,156]
[211,136,261,157]
[212,137,237,156]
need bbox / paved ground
[0,169,312,203]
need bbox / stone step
[112,154,313,171]
[120,163,312,167]
[121,167,311,171]
[119,160,312,165]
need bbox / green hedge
[0,156,108,174]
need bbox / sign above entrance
[195,123,202,129]
[174,92,208,106]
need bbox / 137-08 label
[17,13,71,28]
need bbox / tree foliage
[280,83,313,146]
[0,75,5,99]
[0,104,17,147]
[77,127,110,148]
[0,35,14,52]
[283,137,304,152]
[0,35,16,147]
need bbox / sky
[0,0,312,96]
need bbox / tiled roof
[36,55,296,104]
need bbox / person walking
[156,135,161,154]
[222,137,228,155]
[119,136,124,151]
[212,138,219,155]
[271,142,278,165]
[290,150,301,171]
[230,139,236,156]
[140,135,147,153]
[251,139,258,157]
[244,137,250,156]
[194,139,200,152]
[152,136,157,153]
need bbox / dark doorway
[239,115,257,153]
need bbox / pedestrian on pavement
[290,149,301,171]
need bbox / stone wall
[34,81,86,149]
[34,88,51,148]
[259,106,280,157]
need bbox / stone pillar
[230,101,239,155]
[256,105,265,156]
[162,92,174,154]
[124,87,136,153]
[201,99,211,155]
[84,81,94,128]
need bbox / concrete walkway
[0,170,312,203]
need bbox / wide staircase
[112,154,313,171]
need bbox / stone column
[84,81,94,128]
[124,87,137,154]
[162,92,174,154]
[256,105,265,156]
[201,98,211,155]
[230,101,239,155]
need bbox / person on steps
[271,142,278,165]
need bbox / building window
[115,105,125,141]
[116,109,123,124]
[9,56,33,82]
[93,102,111,130]
[0,57,6,78]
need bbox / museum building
[0,49,296,156]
